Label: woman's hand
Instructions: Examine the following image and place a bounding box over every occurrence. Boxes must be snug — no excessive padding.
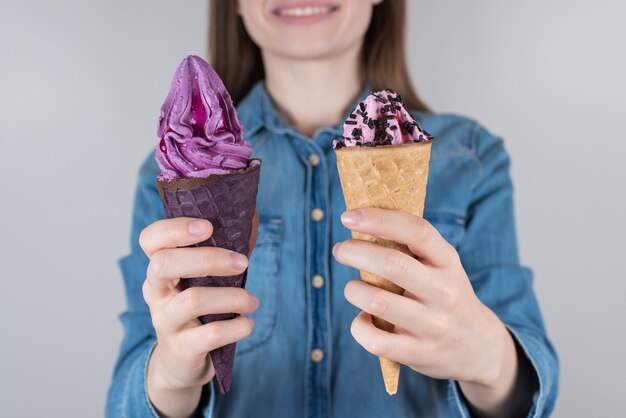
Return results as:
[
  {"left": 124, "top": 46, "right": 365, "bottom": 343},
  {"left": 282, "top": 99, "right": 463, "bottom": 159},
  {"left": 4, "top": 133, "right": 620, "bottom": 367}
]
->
[
  {"left": 333, "top": 208, "right": 532, "bottom": 417},
  {"left": 139, "top": 215, "right": 259, "bottom": 418}
]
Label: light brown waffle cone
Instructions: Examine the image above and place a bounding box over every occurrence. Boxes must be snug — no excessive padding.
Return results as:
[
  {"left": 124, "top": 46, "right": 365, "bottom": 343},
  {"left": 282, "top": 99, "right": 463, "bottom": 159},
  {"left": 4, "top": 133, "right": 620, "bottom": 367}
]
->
[{"left": 335, "top": 141, "right": 432, "bottom": 395}]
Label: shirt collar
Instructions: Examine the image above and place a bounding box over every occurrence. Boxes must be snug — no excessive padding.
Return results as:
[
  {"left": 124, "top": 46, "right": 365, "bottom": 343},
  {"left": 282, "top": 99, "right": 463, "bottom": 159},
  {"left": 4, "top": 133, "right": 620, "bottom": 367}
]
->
[{"left": 238, "top": 80, "right": 371, "bottom": 139}]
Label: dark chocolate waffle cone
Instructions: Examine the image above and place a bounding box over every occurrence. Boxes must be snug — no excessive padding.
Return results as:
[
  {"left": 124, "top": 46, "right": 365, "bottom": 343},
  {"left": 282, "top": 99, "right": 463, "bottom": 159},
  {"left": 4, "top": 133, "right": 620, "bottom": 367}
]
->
[{"left": 156, "top": 160, "right": 261, "bottom": 394}]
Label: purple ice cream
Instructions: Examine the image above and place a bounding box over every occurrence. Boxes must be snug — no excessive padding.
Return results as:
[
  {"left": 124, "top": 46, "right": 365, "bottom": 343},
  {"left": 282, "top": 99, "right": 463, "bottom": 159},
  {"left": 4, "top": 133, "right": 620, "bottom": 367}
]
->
[{"left": 155, "top": 55, "right": 253, "bottom": 179}]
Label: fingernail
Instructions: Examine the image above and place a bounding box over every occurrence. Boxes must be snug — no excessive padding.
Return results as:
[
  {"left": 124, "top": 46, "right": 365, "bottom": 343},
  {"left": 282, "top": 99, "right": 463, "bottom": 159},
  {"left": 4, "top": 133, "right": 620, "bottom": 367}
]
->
[
  {"left": 332, "top": 242, "right": 341, "bottom": 257},
  {"left": 188, "top": 220, "right": 209, "bottom": 235},
  {"left": 341, "top": 210, "right": 361, "bottom": 227},
  {"left": 231, "top": 253, "right": 248, "bottom": 271},
  {"left": 250, "top": 295, "right": 260, "bottom": 309}
]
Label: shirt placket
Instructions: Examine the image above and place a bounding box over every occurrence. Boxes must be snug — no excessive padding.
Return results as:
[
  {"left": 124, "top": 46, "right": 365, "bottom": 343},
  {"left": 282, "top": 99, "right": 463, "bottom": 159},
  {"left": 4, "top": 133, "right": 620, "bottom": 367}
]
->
[{"left": 290, "top": 132, "right": 333, "bottom": 418}]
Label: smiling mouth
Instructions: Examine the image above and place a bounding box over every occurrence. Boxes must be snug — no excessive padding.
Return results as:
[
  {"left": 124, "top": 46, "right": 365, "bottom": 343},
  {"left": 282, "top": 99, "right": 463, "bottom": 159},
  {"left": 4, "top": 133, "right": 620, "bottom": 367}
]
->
[{"left": 273, "top": 4, "right": 339, "bottom": 18}]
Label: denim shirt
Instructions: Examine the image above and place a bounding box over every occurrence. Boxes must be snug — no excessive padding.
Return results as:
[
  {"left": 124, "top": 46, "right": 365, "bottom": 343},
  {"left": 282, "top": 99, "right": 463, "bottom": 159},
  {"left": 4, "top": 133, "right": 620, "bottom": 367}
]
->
[{"left": 106, "top": 82, "right": 558, "bottom": 418}]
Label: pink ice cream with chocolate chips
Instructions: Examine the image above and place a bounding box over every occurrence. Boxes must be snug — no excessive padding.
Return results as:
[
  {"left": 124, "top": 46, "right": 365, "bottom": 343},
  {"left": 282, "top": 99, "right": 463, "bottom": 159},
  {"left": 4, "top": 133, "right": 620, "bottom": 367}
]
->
[{"left": 333, "top": 89, "right": 432, "bottom": 149}]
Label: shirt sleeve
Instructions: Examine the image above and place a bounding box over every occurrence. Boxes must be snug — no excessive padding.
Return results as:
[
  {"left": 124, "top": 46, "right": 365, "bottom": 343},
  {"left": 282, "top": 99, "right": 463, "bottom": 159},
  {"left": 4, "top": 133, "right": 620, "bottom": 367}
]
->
[
  {"left": 446, "top": 124, "right": 559, "bottom": 417},
  {"left": 105, "top": 154, "right": 217, "bottom": 418}
]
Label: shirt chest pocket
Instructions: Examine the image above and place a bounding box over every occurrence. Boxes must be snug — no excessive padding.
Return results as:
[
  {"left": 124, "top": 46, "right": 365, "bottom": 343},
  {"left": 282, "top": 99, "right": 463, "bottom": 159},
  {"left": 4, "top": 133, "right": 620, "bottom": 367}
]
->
[
  {"left": 424, "top": 212, "right": 467, "bottom": 249},
  {"left": 237, "top": 216, "right": 283, "bottom": 356}
]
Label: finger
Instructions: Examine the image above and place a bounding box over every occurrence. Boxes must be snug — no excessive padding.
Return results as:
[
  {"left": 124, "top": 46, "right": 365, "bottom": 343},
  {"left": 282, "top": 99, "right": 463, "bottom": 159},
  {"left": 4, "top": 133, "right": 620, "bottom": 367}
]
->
[
  {"left": 344, "top": 280, "right": 427, "bottom": 335},
  {"left": 179, "top": 316, "right": 254, "bottom": 358},
  {"left": 350, "top": 312, "right": 419, "bottom": 366},
  {"left": 148, "top": 246, "right": 248, "bottom": 282},
  {"left": 139, "top": 217, "right": 213, "bottom": 257},
  {"left": 145, "top": 246, "right": 248, "bottom": 300},
  {"left": 333, "top": 239, "right": 432, "bottom": 298},
  {"left": 161, "top": 287, "right": 260, "bottom": 331},
  {"left": 341, "top": 208, "right": 457, "bottom": 267}
]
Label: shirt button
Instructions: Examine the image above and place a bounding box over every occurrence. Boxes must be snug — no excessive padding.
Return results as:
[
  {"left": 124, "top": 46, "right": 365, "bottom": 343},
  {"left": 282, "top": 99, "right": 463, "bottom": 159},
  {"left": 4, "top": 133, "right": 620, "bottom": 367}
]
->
[
  {"left": 312, "top": 275, "right": 325, "bottom": 289},
  {"left": 309, "top": 154, "right": 320, "bottom": 166},
  {"left": 311, "top": 208, "right": 324, "bottom": 222},
  {"left": 311, "top": 348, "right": 325, "bottom": 363}
]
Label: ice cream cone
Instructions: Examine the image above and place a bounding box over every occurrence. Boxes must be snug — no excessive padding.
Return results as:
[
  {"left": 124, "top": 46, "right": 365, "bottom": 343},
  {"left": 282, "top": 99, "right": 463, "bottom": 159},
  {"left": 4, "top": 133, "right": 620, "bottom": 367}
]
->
[
  {"left": 335, "top": 142, "right": 432, "bottom": 395},
  {"left": 156, "top": 160, "right": 261, "bottom": 394}
]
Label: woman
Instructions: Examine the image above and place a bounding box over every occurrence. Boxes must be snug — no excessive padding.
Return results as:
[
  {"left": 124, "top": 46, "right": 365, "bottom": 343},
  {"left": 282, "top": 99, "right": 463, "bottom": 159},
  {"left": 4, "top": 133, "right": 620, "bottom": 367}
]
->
[{"left": 107, "top": 1, "right": 558, "bottom": 417}]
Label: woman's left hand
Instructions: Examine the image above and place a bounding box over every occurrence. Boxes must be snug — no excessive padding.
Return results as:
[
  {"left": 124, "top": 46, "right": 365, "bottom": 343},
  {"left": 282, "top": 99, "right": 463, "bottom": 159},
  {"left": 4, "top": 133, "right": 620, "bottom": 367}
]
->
[{"left": 333, "top": 208, "right": 513, "bottom": 389}]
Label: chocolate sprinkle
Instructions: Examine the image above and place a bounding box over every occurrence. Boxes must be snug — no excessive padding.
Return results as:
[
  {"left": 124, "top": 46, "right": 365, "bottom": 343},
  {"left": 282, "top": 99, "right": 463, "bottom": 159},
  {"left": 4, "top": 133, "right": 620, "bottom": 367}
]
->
[{"left": 372, "top": 93, "right": 386, "bottom": 103}]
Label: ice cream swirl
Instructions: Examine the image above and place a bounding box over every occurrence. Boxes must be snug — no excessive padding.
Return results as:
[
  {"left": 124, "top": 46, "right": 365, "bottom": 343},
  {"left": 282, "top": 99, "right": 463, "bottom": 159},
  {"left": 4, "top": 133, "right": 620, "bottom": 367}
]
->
[{"left": 156, "top": 55, "right": 253, "bottom": 180}]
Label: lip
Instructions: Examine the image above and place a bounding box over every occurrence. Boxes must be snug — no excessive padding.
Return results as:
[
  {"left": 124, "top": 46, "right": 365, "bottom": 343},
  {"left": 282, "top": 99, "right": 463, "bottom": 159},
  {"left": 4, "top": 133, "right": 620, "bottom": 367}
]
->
[{"left": 271, "top": 2, "right": 340, "bottom": 25}]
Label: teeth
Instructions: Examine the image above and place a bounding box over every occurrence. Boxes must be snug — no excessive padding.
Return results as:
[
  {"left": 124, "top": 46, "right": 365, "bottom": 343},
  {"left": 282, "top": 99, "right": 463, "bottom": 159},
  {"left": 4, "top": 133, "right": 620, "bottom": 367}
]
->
[{"left": 279, "top": 6, "right": 331, "bottom": 17}]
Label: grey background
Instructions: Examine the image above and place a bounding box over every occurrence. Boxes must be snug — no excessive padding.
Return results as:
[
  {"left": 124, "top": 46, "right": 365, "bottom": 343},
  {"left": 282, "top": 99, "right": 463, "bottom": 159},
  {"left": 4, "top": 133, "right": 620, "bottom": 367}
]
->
[{"left": 0, "top": 0, "right": 624, "bottom": 416}]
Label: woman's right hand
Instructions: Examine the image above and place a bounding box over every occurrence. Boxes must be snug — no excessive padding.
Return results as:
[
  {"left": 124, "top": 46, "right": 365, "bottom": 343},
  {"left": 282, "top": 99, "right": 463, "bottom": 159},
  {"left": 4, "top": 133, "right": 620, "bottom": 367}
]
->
[{"left": 139, "top": 216, "right": 259, "bottom": 418}]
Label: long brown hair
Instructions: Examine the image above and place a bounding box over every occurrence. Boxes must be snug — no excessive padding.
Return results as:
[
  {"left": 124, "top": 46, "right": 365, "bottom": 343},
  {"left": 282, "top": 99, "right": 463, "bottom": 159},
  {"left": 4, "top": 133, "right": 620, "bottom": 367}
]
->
[{"left": 209, "top": 0, "right": 429, "bottom": 111}]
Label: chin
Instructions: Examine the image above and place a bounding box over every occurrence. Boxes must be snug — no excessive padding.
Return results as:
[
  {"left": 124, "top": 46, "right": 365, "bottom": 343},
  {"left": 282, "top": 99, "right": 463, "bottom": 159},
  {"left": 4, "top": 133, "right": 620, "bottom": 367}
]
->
[{"left": 269, "top": 34, "right": 343, "bottom": 60}]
